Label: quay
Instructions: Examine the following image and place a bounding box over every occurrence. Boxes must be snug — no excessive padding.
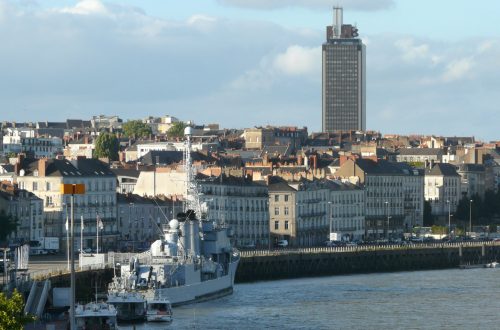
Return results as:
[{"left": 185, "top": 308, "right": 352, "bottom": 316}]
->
[
  {"left": 11, "top": 241, "right": 500, "bottom": 328},
  {"left": 236, "top": 241, "right": 500, "bottom": 282},
  {"left": 21, "top": 242, "right": 500, "bottom": 291}
]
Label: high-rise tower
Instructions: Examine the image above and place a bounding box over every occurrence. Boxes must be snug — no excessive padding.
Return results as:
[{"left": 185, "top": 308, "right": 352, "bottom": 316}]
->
[{"left": 322, "top": 7, "right": 366, "bottom": 133}]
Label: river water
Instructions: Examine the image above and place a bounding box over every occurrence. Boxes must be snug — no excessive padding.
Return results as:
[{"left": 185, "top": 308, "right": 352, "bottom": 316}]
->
[{"left": 120, "top": 268, "right": 500, "bottom": 329}]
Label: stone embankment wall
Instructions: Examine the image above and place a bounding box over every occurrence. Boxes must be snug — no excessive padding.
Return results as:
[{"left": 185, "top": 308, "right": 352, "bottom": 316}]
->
[
  {"left": 44, "top": 243, "right": 500, "bottom": 295},
  {"left": 236, "top": 243, "right": 500, "bottom": 283},
  {"left": 49, "top": 269, "right": 113, "bottom": 302}
]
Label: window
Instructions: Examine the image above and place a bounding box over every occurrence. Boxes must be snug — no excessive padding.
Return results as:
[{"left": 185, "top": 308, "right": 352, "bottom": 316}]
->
[
  {"left": 46, "top": 182, "right": 51, "bottom": 191},
  {"left": 32, "top": 182, "right": 38, "bottom": 191},
  {"left": 285, "top": 221, "right": 289, "bottom": 230},
  {"left": 284, "top": 207, "right": 289, "bottom": 215},
  {"left": 274, "top": 221, "right": 279, "bottom": 230},
  {"left": 284, "top": 195, "right": 289, "bottom": 202},
  {"left": 45, "top": 196, "right": 53, "bottom": 206},
  {"left": 274, "top": 195, "right": 279, "bottom": 202},
  {"left": 274, "top": 207, "right": 279, "bottom": 216}
]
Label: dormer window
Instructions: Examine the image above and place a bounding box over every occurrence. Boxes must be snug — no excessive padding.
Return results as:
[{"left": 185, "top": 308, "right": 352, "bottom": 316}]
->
[{"left": 33, "top": 169, "right": 39, "bottom": 177}]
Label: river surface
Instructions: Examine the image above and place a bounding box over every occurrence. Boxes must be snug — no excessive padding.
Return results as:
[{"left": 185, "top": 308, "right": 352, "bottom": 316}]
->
[{"left": 121, "top": 268, "right": 500, "bottom": 329}]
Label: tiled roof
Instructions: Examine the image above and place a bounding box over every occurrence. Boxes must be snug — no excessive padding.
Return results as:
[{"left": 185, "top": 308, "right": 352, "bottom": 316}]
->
[
  {"left": 425, "top": 163, "right": 460, "bottom": 176},
  {"left": 139, "top": 150, "right": 217, "bottom": 166},
  {"left": 111, "top": 168, "right": 140, "bottom": 178},
  {"left": 397, "top": 148, "right": 443, "bottom": 156},
  {"left": 21, "top": 158, "right": 114, "bottom": 177}
]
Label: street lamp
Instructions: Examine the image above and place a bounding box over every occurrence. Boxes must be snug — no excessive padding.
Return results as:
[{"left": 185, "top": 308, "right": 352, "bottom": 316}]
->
[
  {"left": 129, "top": 202, "right": 134, "bottom": 251},
  {"left": 327, "top": 201, "right": 333, "bottom": 241},
  {"left": 469, "top": 199, "right": 473, "bottom": 240},
  {"left": 385, "top": 201, "right": 390, "bottom": 240},
  {"left": 447, "top": 200, "right": 451, "bottom": 238}
]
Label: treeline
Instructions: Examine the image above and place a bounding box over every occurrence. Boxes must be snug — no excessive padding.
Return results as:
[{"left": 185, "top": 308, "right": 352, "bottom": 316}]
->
[{"left": 454, "top": 189, "right": 500, "bottom": 225}]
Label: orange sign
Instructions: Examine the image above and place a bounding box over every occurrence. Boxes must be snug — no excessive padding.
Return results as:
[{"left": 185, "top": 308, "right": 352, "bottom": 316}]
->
[{"left": 60, "top": 184, "right": 86, "bottom": 195}]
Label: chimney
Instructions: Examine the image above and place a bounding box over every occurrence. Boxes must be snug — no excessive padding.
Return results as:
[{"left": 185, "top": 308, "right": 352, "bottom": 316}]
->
[
  {"left": 38, "top": 158, "right": 47, "bottom": 177},
  {"left": 311, "top": 155, "right": 317, "bottom": 170},
  {"left": 17, "top": 153, "right": 25, "bottom": 165}
]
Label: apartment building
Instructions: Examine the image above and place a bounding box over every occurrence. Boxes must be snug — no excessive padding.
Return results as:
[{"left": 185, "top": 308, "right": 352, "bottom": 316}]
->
[
  {"left": 335, "top": 159, "right": 424, "bottom": 239},
  {"left": 424, "top": 162, "right": 462, "bottom": 216},
  {"left": 198, "top": 174, "right": 269, "bottom": 249},
  {"left": 14, "top": 156, "right": 118, "bottom": 251},
  {"left": 0, "top": 182, "right": 43, "bottom": 243},
  {"left": 269, "top": 178, "right": 365, "bottom": 246}
]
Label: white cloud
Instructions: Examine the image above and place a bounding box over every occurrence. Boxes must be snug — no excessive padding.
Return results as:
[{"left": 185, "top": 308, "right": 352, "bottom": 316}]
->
[
  {"left": 60, "top": 0, "right": 108, "bottom": 15},
  {"left": 216, "top": 0, "right": 395, "bottom": 11},
  {"left": 441, "top": 57, "right": 475, "bottom": 82},
  {"left": 186, "top": 14, "right": 217, "bottom": 33},
  {"left": 187, "top": 14, "right": 217, "bottom": 25},
  {"left": 395, "top": 38, "right": 430, "bottom": 62},
  {"left": 229, "top": 45, "right": 320, "bottom": 92},
  {"left": 477, "top": 40, "right": 495, "bottom": 54},
  {"left": 273, "top": 45, "right": 320, "bottom": 76},
  {"left": 0, "top": 1, "right": 499, "bottom": 140}
]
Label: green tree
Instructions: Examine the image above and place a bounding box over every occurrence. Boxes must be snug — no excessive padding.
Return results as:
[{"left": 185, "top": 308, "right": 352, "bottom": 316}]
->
[
  {"left": 431, "top": 225, "right": 447, "bottom": 237},
  {"left": 423, "top": 200, "right": 434, "bottom": 226},
  {"left": 94, "top": 132, "right": 119, "bottom": 161},
  {"left": 122, "top": 120, "right": 152, "bottom": 139},
  {"left": 0, "top": 289, "right": 35, "bottom": 329},
  {"left": 455, "top": 195, "right": 470, "bottom": 221},
  {"left": 482, "top": 190, "right": 496, "bottom": 218},
  {"left": 0, "top": 211, "right": 17, "bottom": 242},
  {"left": 167, "top": 122, "right": 187, "bottom": 139}
]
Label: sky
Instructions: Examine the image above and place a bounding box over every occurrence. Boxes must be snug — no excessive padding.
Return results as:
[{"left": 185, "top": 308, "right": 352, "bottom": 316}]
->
[{"left": 1, "top": 0, "right": 499, "bottom": 141}]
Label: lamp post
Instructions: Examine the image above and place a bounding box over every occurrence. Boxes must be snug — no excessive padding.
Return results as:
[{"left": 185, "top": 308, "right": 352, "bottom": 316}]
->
[
  {"left": 385, "top": 201, "right": 390, "bottom": 240},
  {"left": 64, "top": 203, "right": 69, "bottom": 271},
  {"left": 447, "top": 200, "right": 451, "bottom": 238},
  {"left": 469, "top": 199, "right": 473, "bottom": 240},
  {"left": 328, "top": 201, "right": 333, "bottom": 241},
  {"left": 60, "top": 184, "right": 85, "bottom": 330},
  {"left": 129, "top": 202, "right": 134, "bottom": 250}
]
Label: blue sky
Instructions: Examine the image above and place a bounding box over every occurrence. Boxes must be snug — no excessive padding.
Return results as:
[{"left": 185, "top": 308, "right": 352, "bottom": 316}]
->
[{"left": 1, "top": 0, "right": 499, "bottom": 140}]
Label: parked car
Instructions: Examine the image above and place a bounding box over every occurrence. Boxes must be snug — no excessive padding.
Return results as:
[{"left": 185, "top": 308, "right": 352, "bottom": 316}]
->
[
  {"left": 326, "top": 241, "right": 344, "bottom": 247},
  {"left": 276, "top": 240, "right": 288, "bottom": 248}
]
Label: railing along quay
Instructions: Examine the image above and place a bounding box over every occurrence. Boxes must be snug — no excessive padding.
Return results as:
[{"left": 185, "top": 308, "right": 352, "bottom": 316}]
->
[{"left": 239, "top": 241, "right": 500, "bottom": 257}]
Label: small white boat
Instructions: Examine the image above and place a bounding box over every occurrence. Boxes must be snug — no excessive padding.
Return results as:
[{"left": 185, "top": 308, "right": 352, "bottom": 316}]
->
[
  {"left": 146, "top": 296, "right": 173, "bottom": 322},
  {"left": 75, "top": 302, "right": 118, "bottom": 330},
  {"left": 485, "top": 261, "right": 499, "bottom": 268},
  {"left": 107, "top": 291, "right": 146, "bottom": 322}
]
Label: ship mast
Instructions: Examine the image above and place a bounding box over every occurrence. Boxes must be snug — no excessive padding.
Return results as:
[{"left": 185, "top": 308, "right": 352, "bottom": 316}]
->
[{"left": 183, "top": 126, "right": 197, "bottom": 213}]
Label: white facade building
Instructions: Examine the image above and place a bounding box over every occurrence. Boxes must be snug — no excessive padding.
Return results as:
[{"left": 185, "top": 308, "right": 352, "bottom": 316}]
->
[
  {"left": 328, "top": 180, "right": 365, "bottom": 241},
  {"left": 424, "top": 163, "right": 462, "bottom": 216},
  {"left": 2, "top": 127, "right": 35, "bottom": 154},
  {"left": 116, "top": 194, "right": 182, "bottom": 251},
  {"left": 198, "top": 174, "right": 269, "bottom": 249},
  {"left": 269, "top": 178, "right": 365, "bottom": 247},
  {"left": 335, "top": 159, "right": 424, "bottom": 239},
  {"left": 136, "top": 141, "right": 219, "bottom": 159},
  {"left": 14, "top": 157, "right": 118, "bottom": 251},
  {"left": 0, "top": 186, "right": 44, "bottom": 243}
]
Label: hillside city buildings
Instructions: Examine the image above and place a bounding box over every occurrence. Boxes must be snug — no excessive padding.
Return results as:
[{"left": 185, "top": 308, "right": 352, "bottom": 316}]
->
[
  {"left": 1, "top": 114, "right": 499, "bottom": 252},
  {"left": 1, "top": 10, "right": 499, "bottom": 252}
]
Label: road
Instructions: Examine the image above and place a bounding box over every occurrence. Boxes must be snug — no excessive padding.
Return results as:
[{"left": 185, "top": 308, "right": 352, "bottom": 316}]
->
[{"left": 27, "top": 254, "right": 80, "bottom": 277}]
